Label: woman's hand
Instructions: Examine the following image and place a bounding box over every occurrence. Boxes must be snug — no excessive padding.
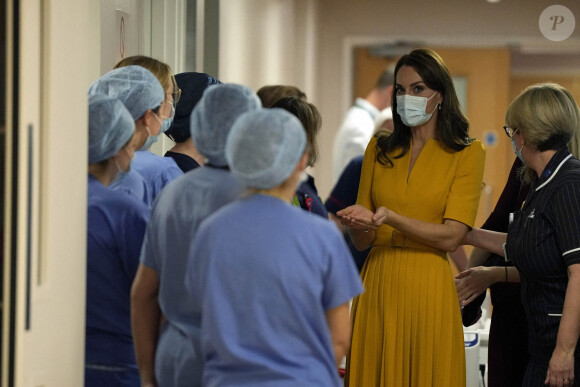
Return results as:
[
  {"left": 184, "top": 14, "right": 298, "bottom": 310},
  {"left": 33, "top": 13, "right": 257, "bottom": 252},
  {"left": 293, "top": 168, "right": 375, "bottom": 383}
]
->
[
  {"left": 455, "top": 267, "right": 496, "bottom": 307},
  {"left": 337, "top": 204, "right": 377, "bottom": 231},
  {"left": 545, "top": 348, "right": 574, "bottom": 386},
  {"left": 372, "top": 206, "right": 392, "bottom": 228}
]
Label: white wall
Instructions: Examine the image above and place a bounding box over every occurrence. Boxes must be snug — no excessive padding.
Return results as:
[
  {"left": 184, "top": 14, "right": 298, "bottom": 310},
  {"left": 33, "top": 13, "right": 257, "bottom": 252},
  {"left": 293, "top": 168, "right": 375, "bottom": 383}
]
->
[
  {"left": 100, "top": 0, "right": 144, "bottom": 74},
  {"left": 219, "top": 0, "right": 317, "bottom": 98},
  {"left": 99, "top": 0, "right": 189, "bottom": 155}
]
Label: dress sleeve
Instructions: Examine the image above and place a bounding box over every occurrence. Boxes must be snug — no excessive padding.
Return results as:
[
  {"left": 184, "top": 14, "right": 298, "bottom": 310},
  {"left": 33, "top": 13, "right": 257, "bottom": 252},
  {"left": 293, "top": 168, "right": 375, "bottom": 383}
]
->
[
  {"left": 552, "top": 181, "right": 580, "bottom": 266},
  {"left": 443, "top": 140, "right": 486, "bottom": 228},
  {"left": 355, "top": 136, "right": 378, "bottom": 212}
]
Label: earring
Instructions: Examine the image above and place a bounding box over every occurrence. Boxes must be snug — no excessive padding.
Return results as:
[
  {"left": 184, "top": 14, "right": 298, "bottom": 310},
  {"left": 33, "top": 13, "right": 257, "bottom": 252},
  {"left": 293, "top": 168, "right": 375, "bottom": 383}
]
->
[{"left": 438, "top": 103, "right": 441, "bottom": 110}]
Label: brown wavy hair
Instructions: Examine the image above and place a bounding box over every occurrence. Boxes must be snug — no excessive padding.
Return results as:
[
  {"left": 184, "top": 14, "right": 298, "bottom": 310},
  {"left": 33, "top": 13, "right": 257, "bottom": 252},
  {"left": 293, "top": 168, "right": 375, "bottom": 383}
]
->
[{"left": 376, "top": 48, "right": 473, "bottom": 166}]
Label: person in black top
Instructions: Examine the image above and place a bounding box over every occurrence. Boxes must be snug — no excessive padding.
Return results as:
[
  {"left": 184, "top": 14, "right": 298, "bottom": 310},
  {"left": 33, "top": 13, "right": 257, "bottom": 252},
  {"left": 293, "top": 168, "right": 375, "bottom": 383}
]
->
[
  {"left": 463, "top": 83, "right": 580, "bottom": 387},
  {"left": 325, "top": 156, "right": 370, "bottom": 272},
  {"left": 456, "top": 157, "right": 530, "bottom": 386},
  {"left": 164, "top": 72, "right": 221, "bottom": 172}
]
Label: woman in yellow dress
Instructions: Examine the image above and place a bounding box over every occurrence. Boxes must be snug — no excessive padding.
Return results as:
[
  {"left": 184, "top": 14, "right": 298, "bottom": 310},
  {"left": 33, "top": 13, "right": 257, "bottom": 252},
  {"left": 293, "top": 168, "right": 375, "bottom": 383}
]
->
[{"left": 338, "top": 48, "right": 486, "bottom": 386}]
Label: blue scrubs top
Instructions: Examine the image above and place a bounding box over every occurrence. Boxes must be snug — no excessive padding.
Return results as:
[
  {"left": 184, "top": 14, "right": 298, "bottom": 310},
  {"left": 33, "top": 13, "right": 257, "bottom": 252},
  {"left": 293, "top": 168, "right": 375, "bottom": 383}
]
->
[
  {"left": 109, "top": 169, "right": 149, "bottom": 205},
  {"left": 140, "top": 166, "right": 244, "bottom": 387},
  {"left": 86, "top": 174, "right": 149, "bottom": 370},
  {"left": 187, "top": 194, "right": 364, "bottom": 387},
  {"left": 111, "top": 150, "right": 183, "bottom": 206}
]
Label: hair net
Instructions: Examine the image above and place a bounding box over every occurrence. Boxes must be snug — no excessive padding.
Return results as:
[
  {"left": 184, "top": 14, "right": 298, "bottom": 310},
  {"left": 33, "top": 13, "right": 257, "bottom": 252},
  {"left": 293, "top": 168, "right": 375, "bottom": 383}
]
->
[
  {"left": 88, "top": 65, "right": 164, "bottom": 121},
  {"left": 165, "top": 72, "right": 221, "bottom": 143},
  {"left": 226, "top": 108, "right": 306, "bottom": 189},
  {"left": 191, "top": 83, "right": 262, "bottom": 166},
  {"left": 88, "top": 94, "right": 135, "bottom": 164}
]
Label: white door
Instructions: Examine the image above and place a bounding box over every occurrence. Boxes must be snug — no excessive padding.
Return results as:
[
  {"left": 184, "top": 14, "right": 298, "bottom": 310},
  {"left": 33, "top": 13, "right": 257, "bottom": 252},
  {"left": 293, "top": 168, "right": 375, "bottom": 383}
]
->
[{"left": 2, "top": 0, "right": 94, "bottom": 385}]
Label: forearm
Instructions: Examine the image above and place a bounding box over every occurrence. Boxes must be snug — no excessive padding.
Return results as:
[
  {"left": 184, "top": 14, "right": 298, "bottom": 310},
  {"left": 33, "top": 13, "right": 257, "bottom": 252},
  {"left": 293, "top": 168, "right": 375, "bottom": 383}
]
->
[
  {"left": 555, "top": 270, "right": 580, "bottom": 355},
  {"left": 467, "top": 247, "right": 491, "bottom": 269},
  {"left": 131, "top": 296, "right": 161, "bottom": 385},
  {"left": 465, "top": 228, "right": 507, "bottom": 257},
  {"left": 506, "top": 266, "right": 520, "bottom": 282},
  {"left": 488, "top": 266, "right": 520, "bottom": 284},
  {"left": 325, "top": 303, "right": 351, "bottom": 367},
  {"left": 449, "top": 246, "right": 468, "bottom": 272},
  {"left": 348, "top": 227, "right": 375, "bottom": 251},
  {"left": 386, "top": 211, "right": 465, "bottom": 252}
]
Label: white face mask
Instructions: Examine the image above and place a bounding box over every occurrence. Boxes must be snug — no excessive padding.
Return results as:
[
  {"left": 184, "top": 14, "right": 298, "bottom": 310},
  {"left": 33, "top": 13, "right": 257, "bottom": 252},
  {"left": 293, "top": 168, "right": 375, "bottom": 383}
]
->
[{"left": 396, "top": 91, "right": 438, "bottom": 127}]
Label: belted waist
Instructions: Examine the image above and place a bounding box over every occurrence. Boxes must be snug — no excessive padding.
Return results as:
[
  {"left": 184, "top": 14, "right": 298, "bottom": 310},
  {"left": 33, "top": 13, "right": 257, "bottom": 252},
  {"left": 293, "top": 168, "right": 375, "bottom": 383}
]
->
[{"left": 374, "top": 229, "right": 441, "bottom": 252}]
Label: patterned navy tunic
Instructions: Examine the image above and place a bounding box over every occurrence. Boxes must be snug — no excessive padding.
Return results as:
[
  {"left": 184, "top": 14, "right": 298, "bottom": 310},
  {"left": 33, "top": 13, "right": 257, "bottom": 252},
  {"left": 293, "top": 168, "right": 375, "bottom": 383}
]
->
[{"left": 506, "top": 148, "right": 580, "bottom": 384}]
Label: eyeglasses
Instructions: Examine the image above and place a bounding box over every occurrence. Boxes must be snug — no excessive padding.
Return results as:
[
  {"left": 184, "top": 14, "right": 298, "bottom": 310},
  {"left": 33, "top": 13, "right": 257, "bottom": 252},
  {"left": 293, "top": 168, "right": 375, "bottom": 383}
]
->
[
  {"left": 503, "top": 126, "right": 518, "bottom": 138},
  {"left": 170, "top": 76, "right": 181, "bottom": 107},
  {"left": 171, "top": 89, "right": 182, "bottom": 107}
]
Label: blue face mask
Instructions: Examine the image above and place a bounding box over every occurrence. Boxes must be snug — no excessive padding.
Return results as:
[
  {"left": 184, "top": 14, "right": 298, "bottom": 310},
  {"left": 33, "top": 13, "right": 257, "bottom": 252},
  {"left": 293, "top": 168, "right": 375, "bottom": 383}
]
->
[
  {"left": 112, "top": 149, "right": 135, "bottom": 183},
  {"left": 139, "top": 111, "right": 164, "bottom": 151},
  {"left": 139, "top": 133, "right": 158, "bottom": 151},
  {"left": 160, "top": 105, "right": 175, "bottom": 134},
  {"left": 511, "top": 137, "right": 525, "bottom": 164}
]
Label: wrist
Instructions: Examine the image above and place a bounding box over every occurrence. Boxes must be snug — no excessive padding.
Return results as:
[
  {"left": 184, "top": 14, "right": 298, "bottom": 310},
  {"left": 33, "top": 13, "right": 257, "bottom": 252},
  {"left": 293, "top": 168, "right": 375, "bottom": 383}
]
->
[
  {"left": 462, "top": 230, "right": 474, "bottom": 247},
  {"left": 383, "top": 208, "right": 394, "bottom": 226},
  {"left": 555, "top": 334, "right": 578, "bottom": 355},
  {"left": 488, "top": 266, "right": 503, "bottom": 285},
  {"left": 554, "top": 343, "right": 576, "bottom": 357}
]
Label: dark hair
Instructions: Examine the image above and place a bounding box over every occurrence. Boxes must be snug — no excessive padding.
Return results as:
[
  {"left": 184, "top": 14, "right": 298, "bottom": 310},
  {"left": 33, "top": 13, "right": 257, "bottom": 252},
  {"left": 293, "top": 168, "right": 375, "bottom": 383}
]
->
[
  {"left": 377, "top": 48, "right": 473, "bottom": 166},
  {"left": 272, "top": 96, "right": 321, "bottom": 167},
  {"left": 257, "top": 85, "right": 307, "bottom": 108}
]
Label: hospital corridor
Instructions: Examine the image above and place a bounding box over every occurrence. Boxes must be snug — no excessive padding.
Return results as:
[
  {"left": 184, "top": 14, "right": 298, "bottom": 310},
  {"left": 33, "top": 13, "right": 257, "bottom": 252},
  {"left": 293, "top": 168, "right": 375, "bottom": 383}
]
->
[{"left": 1, "top": 0, "right": 580, "bottom": 386}]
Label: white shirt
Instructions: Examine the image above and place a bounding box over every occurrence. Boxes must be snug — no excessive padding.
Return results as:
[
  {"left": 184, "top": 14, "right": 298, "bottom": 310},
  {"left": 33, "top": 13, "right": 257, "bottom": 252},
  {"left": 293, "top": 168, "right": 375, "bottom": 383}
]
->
[{"left": 332, "top": 98, "right": 379, "bottom": 183}]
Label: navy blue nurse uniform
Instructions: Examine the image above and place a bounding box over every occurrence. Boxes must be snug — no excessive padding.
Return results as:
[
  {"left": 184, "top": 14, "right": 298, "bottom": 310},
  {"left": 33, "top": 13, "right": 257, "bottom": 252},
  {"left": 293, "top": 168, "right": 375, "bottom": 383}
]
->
[{"left": 506, "top": 148, "right": 580, "bottom": 385}]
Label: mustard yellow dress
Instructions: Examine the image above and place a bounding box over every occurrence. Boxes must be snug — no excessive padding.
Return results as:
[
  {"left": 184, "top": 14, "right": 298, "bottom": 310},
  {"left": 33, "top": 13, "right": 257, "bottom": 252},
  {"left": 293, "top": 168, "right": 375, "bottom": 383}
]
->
[{"left": 345, "top": 137, "right": 485, "bottom": 387}]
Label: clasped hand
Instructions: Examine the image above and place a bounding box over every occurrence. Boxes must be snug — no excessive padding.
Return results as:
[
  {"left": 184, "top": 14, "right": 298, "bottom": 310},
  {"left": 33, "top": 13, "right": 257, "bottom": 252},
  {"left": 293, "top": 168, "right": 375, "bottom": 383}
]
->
[
  {"left": 455, "top": 267, "right": 494, "bottom": 307},
  {"left": 336, "top": 204, "right": 390, "bottom": 231}
]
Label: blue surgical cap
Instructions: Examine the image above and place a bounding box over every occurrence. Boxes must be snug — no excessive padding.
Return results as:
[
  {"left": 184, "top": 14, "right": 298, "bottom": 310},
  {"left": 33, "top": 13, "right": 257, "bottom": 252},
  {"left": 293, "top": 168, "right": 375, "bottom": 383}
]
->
[
  {"left": 190, "top": 83, "right": 262, "bottom": 166},
  {"left": 226, "top": 108, "right": 306, "bottom": 189},
  {"left": 88, "top": 65, "right": 164, "bottom": 121},
  {"left": 165, "top": 72, "right": 221, "bottom": 143},
  {"left": 88, "top": 95, "right": 135, "bottom": 164}
]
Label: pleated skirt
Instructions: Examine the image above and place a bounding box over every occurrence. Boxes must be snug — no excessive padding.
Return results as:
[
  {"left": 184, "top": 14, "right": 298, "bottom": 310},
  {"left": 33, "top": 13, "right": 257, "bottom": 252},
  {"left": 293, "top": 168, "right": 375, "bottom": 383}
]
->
[{"left": 345, "top": 246, "right": 466, "bottom": 387}]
